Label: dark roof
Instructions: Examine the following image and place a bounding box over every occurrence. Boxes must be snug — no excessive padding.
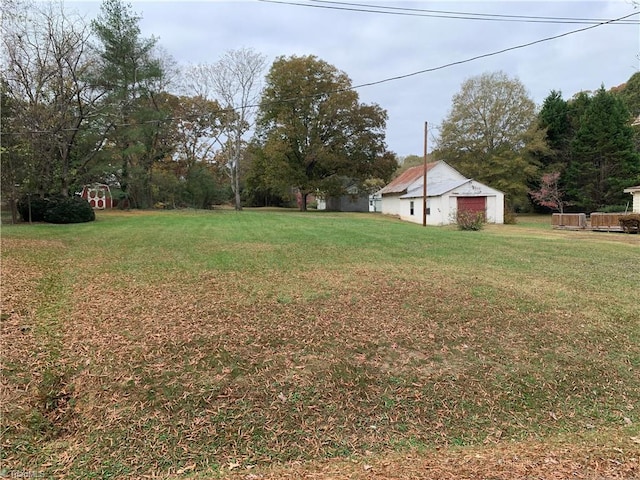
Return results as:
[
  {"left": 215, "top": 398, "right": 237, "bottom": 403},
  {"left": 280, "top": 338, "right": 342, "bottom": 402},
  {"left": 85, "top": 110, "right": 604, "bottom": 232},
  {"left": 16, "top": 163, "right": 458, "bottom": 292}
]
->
[{"left": 378, "top": 162, "right": 438, "bottom": 195}]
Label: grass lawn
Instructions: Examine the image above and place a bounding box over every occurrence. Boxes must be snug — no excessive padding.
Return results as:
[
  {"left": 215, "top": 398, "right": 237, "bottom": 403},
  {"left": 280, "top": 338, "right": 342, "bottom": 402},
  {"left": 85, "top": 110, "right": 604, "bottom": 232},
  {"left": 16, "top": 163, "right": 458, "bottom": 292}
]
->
[{"left": 1, "top": 209, "right": 639, "bottom": 479}]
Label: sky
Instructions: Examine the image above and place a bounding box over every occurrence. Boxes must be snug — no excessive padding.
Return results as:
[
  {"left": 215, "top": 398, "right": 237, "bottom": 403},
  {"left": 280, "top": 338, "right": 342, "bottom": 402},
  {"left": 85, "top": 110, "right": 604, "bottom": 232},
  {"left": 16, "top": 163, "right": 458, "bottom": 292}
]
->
[{"left": 66, "top": 0, "right": 640, "bottom": 158}]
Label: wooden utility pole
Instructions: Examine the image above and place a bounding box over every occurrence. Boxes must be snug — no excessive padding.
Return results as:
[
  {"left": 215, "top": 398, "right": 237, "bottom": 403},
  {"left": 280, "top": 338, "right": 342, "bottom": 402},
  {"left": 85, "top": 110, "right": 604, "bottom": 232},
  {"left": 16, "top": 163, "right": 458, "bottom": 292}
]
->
[{"left": 422, "top": 121, "right": 428, "bottom": 227}]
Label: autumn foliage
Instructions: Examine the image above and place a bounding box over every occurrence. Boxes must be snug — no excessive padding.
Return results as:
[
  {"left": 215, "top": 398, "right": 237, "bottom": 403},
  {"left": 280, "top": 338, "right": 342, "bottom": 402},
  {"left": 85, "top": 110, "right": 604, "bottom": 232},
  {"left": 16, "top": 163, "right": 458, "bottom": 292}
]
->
[{"left": 529, "top": 172, "right": 570, "bottom": 213}]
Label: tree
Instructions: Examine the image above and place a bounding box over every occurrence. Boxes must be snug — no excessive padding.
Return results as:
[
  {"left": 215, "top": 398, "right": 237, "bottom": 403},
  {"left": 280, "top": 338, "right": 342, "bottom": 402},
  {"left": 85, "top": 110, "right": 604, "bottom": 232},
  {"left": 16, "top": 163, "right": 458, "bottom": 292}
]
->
[
  {"left": 1, "top": 0, "right": 104, "bottom": 201},
  {"left": 150, "top": 92, "right": 227, "bottom": 173},
  {"left": 148, "top": 92, "right": 232, "bottom": 209},
  {"left": 243, "top": 141, "right": 291, "bottom": 207},
  {"left": 90, "top": 0, "right": 166, "bottom": 208},
  {"left": 182, "top": 48, "right": 267, "bottom": 211},
  {"left": 615, "top": 72, "right": 640, "bottom": 152},
  {"left": 529, "top": 172, "right": 570, "bottom": 213},
  {"left": 395, "top": 154, "right": 434, "bottom": 176},
  {"left": 566, "top": 86, "right": 640, "bottom": 210},
  {"left": 255, "top": 55, "right": 397, "bottom": 211},
  {"left": 0, "top": 80, "right": 29, "bottom": 223},
  {"left": 615, "top": 71, "right": 640, "bottom": 119},
  {"left": 435, "top": 71, "right": 542, "bottom": 210},
  {"left": 537, "top": 90, "right": 572, "bottom": 172}
]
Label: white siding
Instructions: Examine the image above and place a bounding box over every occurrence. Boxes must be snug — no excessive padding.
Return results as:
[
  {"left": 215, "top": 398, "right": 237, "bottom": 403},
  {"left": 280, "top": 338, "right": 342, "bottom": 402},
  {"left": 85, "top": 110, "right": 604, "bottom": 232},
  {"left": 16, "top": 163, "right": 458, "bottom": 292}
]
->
[
  {"left": 451, "top": 180, "right": 504, "bottom": 224},
  {"left": 381, "top": 195, "right": 403, "bottom": 216},
  {"left": 380, "top": 161, "right": 505, "bottom": 226},
  {"left": 396, "top": 198, "right": 448, "bottom": 225}
]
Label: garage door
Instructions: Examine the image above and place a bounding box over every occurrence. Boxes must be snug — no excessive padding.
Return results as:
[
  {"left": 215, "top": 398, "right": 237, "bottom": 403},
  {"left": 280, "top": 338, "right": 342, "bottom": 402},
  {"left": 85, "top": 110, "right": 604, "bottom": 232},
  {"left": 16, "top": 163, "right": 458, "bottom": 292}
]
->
[{"left": 457, "top": 197, "right": 486, "bottom": 217}]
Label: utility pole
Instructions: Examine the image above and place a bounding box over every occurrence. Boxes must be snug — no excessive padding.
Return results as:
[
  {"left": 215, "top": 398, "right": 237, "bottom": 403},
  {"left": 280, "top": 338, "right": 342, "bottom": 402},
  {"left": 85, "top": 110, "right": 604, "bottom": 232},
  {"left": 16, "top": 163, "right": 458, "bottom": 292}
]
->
[{"left": 422, "top": 121, "right": 428, "bottom": 227}]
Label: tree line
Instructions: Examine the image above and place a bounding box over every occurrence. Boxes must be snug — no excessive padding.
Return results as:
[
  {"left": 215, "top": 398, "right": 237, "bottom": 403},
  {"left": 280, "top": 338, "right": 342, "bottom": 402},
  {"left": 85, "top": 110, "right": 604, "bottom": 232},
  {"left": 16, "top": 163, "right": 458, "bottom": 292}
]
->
[
  {"left": 0, "top": 0, "right": 397, "bottom": 221},
  {"left": 433, "top": 71, "right": 640, "bottom": 214},
  {"left": 2, "top": 0, "right": 639, "bottom": 222}
]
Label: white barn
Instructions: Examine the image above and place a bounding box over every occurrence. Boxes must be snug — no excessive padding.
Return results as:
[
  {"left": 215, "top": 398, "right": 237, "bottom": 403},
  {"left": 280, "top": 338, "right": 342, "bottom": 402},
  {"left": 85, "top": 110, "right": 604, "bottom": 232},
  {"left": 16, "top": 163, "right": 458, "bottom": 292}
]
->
[
  {"left": 379, "top": 161, "right": 504, "bottom": 225},
  {"left": 623, "top": 185, "right": 640, "bottom": 213}
]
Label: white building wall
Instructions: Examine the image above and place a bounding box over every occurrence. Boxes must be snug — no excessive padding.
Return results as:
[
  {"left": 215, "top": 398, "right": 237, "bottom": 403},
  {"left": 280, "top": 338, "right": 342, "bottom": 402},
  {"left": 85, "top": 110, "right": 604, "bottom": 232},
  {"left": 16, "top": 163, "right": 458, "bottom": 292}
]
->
[
  {"left": 397, "top": 192, "right": 504, "bottom": 226},
  {"left": 380, "top": 162, "right": 505, "bottom": 225},
  {"left": 397, "top": 198, "right": 447, "bottom": 225},
  {"left": 447, "top": 180, "right": 504, "bottom": 224},
  {"left": 428, "top": 163, "right": 467, "bottom": 183},
  {"left": 398, "top": 198, "right": 419, "bottom": 223},
  {"left": 381, "top": 195, "right": 403, "bottom": 216},
  {"left": 485, "top": 194, "right": 505, "bottom": 223},
  {"left": 633, "top": 192, "right": 640, "bottom": 213}
]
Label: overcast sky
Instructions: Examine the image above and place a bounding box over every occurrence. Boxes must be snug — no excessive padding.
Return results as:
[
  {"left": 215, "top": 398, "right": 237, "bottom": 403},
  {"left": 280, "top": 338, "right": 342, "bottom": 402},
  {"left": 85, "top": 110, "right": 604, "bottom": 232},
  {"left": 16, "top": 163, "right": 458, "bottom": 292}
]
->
[{"left": 67, "top": 0, "right": 639, "bottom": 157}]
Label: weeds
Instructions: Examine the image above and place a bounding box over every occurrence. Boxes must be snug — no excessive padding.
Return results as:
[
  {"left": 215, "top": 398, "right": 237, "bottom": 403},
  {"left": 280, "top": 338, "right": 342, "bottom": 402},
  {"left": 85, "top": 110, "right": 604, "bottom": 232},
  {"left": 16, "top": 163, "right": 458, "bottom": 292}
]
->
[{"left": 454, "top": 209, "right": 486, "bottom": 230}]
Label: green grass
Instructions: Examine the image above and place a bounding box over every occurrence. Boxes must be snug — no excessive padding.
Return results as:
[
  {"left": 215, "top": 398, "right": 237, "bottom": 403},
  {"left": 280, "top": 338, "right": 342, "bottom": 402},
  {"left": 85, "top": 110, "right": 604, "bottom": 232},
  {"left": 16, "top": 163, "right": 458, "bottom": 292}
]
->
[{"left": 1, "top": 209, "right": 639, "bottom": 478}]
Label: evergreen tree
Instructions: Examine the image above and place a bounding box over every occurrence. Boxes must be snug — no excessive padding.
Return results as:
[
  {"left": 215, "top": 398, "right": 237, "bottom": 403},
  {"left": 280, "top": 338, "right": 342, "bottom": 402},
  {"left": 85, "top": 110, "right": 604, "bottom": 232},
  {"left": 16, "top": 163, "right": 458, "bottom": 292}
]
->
[
  {"left": 91, "top": 0, "right": 165, "bottom": 208},
  {"left": 537, "top": 90, "right": 572, "bottom": 172},
  {"left": 566, "top": 87, "right": 640, "bottom": 210}
]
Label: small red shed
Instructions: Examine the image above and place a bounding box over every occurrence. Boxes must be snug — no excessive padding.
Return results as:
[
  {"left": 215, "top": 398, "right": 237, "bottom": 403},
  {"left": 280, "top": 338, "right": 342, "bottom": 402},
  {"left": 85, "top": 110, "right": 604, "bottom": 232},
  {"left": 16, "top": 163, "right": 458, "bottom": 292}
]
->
[{"left": 81, "top": 184, "right": 113, "bottom": 209}]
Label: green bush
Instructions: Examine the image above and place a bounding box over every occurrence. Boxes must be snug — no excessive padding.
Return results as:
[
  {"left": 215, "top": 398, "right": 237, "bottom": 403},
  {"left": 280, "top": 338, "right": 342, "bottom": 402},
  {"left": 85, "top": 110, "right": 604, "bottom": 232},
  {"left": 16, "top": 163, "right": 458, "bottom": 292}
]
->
[
  {"left": 17, "top": 195, "right": 59, "bottom": 222},
  {"left": 43, "top": 196, "right": 95, "bottom": 224},
  {"left": 594, "top": 205, "right": 628, "bottom": 213},
  {"left": 455, "top": 210, "right": 485, "bottom": 231}
]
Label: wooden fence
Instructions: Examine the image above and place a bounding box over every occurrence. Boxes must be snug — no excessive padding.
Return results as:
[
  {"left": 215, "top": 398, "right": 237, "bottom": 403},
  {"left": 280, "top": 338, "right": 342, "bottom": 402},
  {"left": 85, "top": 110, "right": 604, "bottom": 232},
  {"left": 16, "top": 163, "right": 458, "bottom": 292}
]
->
[
  {"left": 589, "top": 213, "right": 624, "bottom": 232},
  {"left": 552, "top": 212, "right": 639, "bottom": 233},
  {"left": 551, "top": 213, "right": 587, "bottom": 229}
]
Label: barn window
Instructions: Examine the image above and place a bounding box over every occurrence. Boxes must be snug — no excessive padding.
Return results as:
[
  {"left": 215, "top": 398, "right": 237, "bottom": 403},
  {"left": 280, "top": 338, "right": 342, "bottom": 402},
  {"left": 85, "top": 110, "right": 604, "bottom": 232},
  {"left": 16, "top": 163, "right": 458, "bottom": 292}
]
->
[{"left": 410, "top": 201, "right": 414, "bottom": 215}]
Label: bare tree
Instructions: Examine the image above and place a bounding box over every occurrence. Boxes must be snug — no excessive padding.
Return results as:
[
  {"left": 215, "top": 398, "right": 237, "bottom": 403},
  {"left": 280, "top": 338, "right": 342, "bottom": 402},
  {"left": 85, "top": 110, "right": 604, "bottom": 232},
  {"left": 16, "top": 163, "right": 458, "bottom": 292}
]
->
[
  {"left": 2, "top": 2, "right": 105, "bottom": 195},
  {"left": 1, "top": 0, "right": 105, "bottom": 199},
  {"left": 183, "top": 48, "right": 266, "bottom": 210}
]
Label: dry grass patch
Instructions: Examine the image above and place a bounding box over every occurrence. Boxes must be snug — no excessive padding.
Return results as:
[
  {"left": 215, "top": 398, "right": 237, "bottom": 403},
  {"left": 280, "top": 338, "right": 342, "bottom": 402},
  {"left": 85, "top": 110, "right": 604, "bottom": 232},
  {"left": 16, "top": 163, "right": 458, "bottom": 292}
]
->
[
  {"left": 1, "top": 212, "right": 638, "bottom": 478},
  {"left": 218, "top": 434, "right": 640, "bottom": 479}
]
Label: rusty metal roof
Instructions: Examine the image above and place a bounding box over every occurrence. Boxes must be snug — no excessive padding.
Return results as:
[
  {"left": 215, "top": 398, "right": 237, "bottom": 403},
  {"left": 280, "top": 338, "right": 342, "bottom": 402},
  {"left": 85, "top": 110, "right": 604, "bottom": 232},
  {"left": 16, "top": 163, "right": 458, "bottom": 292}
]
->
[
  {"left": 400, "top": 179, "right": 470, "bottom": 199},
  {"left": 378, "top": 162, "right": 438, "bottom": 195}
]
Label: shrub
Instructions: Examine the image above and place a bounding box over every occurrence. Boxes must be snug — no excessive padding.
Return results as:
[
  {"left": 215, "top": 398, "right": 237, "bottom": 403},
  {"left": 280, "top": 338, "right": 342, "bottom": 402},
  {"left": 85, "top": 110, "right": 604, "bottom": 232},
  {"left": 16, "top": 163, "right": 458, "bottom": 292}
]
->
[
  {"left": 17, "top": 195, "right": 60, "bottom": 222},
  {"left": 619, "top": 213, "right": 640, "bottom": 234},
  {"left": 595, "top": 205, "right": 628, "bottom": 213},
  {"left": 455, "top": 210, "right": 485, "bottom": 231},
  {"left": 503, "top": 210, "right": 518, "bottom": 225},
  {"left": 43, "top": 196, "right": 95, "bottom": 224}
]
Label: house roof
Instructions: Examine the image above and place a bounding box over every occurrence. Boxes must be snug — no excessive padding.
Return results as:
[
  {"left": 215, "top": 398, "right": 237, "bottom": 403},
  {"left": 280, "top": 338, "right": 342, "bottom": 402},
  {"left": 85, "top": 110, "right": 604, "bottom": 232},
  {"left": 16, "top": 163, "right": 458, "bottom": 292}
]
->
[
  {"left": 401, "top": 179, "right": 470, "bottom": 199},
  {"left": 624, "top": 185, "right": 640, "bottom": 193},
  {"left": 378, "top": 162, "right": 438, "bottom": 195}
]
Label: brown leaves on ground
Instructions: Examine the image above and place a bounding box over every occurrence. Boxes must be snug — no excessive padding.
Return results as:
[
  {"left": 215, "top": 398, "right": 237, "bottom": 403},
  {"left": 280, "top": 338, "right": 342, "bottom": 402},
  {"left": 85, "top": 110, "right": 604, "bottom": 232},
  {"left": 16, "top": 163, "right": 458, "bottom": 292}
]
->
[
  {"left": 221, "top": 439, "right": 640, "bottom": 480},
  {"left": 2, "top": 234, "right": 639, "bottom": 479}
]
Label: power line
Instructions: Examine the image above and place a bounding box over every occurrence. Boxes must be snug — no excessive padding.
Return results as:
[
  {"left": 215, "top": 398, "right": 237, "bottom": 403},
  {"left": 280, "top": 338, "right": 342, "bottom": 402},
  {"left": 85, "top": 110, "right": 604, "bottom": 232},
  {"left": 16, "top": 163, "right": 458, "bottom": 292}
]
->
[
  {"left": 350, "top": 11, "right": 640, "bottom": 90},
  {"left": 260, "top": 0, "right": 640, "bottom": 24},
  {"left": 3, "top": 11, "right": 637, "bottom": 136}
]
